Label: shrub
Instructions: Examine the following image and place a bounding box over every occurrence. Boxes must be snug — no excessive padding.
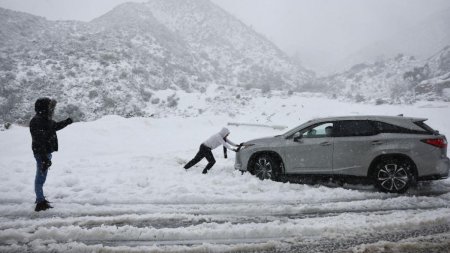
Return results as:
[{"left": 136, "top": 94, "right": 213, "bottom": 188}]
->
[
  {"left": 167, "top": 94, "right": 179, "bottom": 108},
  {"left": 375, "top": 98, "right": 387, "bottom": 105},
  {"left": 141, "top": 90, "right": 153, "bottom": 102},
  {"left": 88, "top": 90, "right": 98, "bottom": 99},
  {"left": 355, "top": 94, "right": 365, "bottom": 103},
  {"left": 151, "top": 98, "right": 160, "bottom": 104},
  {"left": 103, "top": 97, "right": 116, "bottom": 108},
  {"left": 261, "top": 83, "right": 271, "bottom": 93},
  {"left": 58, "top": 104, "right": 85, "bottom": 121}
]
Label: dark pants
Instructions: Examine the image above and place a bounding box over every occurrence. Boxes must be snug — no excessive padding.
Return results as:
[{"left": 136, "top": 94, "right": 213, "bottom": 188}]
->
[
  {"left": 34, "top": 153, "right": 52, "bottom": 203},
  {"left": 184, "top": 144, "right": 216, "bottom": 172}
]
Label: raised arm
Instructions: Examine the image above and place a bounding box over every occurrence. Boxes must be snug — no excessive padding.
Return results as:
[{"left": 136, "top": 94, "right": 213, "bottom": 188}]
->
[{"left": 54, "top": 118, "right": 73, "bottom": 131}]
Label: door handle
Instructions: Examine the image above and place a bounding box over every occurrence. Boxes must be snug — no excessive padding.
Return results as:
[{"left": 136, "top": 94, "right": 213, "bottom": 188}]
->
[
  {"left": 371, "top": 140, "right": 383, "bottom": 145},
  {"left": 320, "top": 141, "right": 331, "bottom": 146}
]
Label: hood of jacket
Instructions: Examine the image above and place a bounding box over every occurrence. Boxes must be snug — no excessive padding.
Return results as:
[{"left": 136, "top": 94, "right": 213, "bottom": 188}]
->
[
  {"left": 219, "top": 127, "right": 230, "bottom": 138},
  {"left": 35, "top": 97, "right": 56, "bottom": 118}
]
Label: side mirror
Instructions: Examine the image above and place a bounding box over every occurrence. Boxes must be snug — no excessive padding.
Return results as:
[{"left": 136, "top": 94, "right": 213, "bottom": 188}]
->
[{"left": 293, "top": 132, "right": 303, "bottom": 142}]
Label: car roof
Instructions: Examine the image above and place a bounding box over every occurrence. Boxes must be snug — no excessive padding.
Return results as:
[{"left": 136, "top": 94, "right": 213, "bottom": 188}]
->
[
  {"left": 308, "top": 115, "right": 427, "bottom": 123},
  {"left": 282, "top": 115, "right": 429, "bottom": 137}
]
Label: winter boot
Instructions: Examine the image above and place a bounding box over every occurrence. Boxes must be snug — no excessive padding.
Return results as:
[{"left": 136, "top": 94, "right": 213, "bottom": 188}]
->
[
  {"left": 35, "top": 201, "right": 50, "bottom": 212},
  {"left": 43, "top": 199, "right": 53, "bottom": 208},
  {"left": 202, "top": 168, "right": 208, "bottom": 174}
]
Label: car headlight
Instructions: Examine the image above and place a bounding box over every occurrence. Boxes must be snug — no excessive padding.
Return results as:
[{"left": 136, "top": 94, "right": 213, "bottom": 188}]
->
[{"left": 239, "top": 144, "right": 255, "bottom": 151}]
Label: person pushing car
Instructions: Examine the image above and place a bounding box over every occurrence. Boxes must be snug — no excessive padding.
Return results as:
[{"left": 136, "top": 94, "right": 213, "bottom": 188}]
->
[{"left": 184, "top": 127, "right": 240, "bottom": 174}]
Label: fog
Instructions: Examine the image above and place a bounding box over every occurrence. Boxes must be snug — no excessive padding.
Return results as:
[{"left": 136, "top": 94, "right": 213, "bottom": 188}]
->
[
  {"left": 213, "top": 0, "right": 450, "bottom": 73},
  {"left": 1, "top": 0, "right": 449, "bottom": 73}
]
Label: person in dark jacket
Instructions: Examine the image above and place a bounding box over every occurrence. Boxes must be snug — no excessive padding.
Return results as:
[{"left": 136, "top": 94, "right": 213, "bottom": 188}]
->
[{"left": 30, "top": 98, "right": 73, "bottom": 212}]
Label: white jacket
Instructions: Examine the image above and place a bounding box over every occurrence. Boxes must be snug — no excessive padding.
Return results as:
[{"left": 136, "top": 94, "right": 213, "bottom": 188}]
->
[{"left": 203, "top": 128, "right": 237, "bottom": 150}]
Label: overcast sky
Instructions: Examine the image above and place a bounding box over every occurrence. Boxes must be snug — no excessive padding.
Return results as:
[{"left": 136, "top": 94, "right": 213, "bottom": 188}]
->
[{"left": 1, "top": 0, "right": 449, "bottom": 73}]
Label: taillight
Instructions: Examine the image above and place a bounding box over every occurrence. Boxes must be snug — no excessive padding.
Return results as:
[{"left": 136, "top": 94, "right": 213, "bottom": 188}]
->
[{"left": 421, "top": 138, "right": 447, "bottom": 148}]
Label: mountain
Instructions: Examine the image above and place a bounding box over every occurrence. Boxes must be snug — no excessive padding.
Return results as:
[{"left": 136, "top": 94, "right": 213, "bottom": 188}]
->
[
  {"left": 0, "top": 0, "right": 313, "bottom": 124},
  {"left": 323, "top": 46, "right": 450, "bottom": 103},
  {"left": 413, "top": 46, "right": 450, "bottom": 100},
  {"left": 336, "top": 7, "right": 450, "bottom": 73}
]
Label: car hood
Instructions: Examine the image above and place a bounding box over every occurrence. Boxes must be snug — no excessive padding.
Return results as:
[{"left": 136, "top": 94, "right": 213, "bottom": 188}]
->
[{"left": 245, "top": 136, "right": 284, "bottom": 146}]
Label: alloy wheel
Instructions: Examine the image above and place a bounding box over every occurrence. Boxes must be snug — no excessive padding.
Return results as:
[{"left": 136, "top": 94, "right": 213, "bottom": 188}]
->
[
  {"left": 377, "top": 163, "right": 409, "bottom": 192},
  {"left": 254, "top": 157, "right": 273, "bottom": 180}
]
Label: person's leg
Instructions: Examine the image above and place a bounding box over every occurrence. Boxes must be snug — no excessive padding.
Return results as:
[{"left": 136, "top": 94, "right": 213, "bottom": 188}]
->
[
  {"left": 202, "top": 149, "right": 216, "bottom": 174},
  {"left": 34, "top": 155, "right": 48, "bottom": 203},
  {"left": 184, "top": 145, "right": 206, "bottom": 169},
  {"left": 43, "top": 154, "right": 52, "bottom": 203}
]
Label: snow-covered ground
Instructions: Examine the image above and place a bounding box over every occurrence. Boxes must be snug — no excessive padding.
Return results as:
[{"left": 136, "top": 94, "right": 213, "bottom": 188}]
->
[{"left": 0, "top": 93, "right": 450, "bottom": 252}]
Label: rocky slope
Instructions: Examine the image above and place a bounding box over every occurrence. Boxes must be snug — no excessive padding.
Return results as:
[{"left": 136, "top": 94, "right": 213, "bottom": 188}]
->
[
  {"left": 322, "top": 46, "right": 450, "bottom": 103},
  {"left": 0, "top": 0, "right": 313, "bottom": 124}
]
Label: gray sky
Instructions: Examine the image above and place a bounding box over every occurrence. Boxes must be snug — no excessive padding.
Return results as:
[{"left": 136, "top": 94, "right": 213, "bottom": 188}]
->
[{"left": 1, "top": 0, "right": 449, "bottom": 73}]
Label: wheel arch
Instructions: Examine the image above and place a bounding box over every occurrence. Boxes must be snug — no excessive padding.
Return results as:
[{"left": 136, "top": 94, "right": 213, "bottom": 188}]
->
[
  {"left": 367, "top": 153, "right": 418, "bottom": 179},
  {"left": 247, "top": 151, "right": 285, "bottom": 174}
]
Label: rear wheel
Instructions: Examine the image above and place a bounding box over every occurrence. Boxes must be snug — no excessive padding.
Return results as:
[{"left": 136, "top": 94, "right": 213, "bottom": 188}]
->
[
  {"left": 373, "top": 158, "right": 413, "bottom": 193},
  {"left": 251, "top": 155, "right": 279, "bottom": 181}
]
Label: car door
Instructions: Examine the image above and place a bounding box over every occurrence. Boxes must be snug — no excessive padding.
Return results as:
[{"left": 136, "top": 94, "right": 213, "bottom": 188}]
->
[
  {"left": 282, "top": 122, "right": 335, "bottom": 174},
  {"left": 332, "top": 120, "right": 379, "bottom": 176}
]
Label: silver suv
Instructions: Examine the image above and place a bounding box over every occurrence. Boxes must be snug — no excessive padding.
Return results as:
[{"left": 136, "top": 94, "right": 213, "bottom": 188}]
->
[{"left": 235, "top": 116, "right": 449, "bottom": 193}]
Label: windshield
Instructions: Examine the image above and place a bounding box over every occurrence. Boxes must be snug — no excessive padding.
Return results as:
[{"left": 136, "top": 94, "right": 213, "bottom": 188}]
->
[{"left": 282, "top": 120, "right": 315, "bottom": 138}]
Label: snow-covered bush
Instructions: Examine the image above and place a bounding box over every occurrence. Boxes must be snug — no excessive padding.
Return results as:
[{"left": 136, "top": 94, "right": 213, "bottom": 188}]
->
[
  {"left": 355, "top": 94, "right": 365, "bottom": 103},
  {"left": 58, "top": 104, "right": 85, "bottom": 122},
  {"left": 141, "top": 90, "right": 153, "bottom": 102},
  {"left": 151, "top": 98, "right": 160, "bottom": 104},
  {"left": 88, "top": 90, "right": 99, "bottom": 99},
  {"left": 167, "top": 94, "right": 179, "bottom": 108}
]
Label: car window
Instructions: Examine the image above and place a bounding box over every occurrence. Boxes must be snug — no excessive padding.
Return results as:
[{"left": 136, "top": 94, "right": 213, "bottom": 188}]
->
[
  {"left": 335, "top": 120, "right": 377, "bottom": 137},
  {"left": 299, "top": 122, "right": 334, "bottom": 138},
  {"left": 372, "top": 121, "right": 431, "bottom": 135},
  {"left": 413, "top": 121, "right": 435, "bottom": 134},
  {"left": 371, "top": 121, "right": 403, "bottom": 133}
]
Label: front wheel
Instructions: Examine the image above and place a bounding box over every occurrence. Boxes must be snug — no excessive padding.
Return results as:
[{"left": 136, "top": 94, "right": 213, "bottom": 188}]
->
[
  {"left": 251, "top": 155, "right": 279, "bottom": 181},
  {"left": 373, "top": 158, "right": 414, "bottom": 193}
]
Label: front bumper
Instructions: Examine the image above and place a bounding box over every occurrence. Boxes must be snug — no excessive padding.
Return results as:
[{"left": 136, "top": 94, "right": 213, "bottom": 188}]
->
[{"left": 234, "top": 150, "right": 248, "bottom": 171}]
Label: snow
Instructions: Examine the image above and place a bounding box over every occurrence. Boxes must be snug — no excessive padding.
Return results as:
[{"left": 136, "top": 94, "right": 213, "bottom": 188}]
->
[{"left": 0, "top": 94, "right": 449, "bottom": 252}]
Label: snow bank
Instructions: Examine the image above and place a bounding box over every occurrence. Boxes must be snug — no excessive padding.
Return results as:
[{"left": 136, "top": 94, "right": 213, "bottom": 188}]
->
[{"left": 0, "top": 94, "right": 449, "bottom": 252}]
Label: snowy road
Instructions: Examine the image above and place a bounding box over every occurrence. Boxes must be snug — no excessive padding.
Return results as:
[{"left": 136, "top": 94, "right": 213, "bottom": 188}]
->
[
  {"left": 1, "top": 97, "right": 450, "bottom": 252},
  {"left": 1, "top": 187, "right": 450, "bottom": 252}
]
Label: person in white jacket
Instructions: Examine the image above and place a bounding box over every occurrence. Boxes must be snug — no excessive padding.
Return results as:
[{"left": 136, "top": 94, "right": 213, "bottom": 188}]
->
[{"left": 184, "top": 127, "right": 239, "bottom": 174}]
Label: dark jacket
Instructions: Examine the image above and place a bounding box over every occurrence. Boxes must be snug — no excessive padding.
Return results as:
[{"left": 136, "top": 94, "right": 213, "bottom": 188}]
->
[{"left": 30, "top": 98, "right": 71, "bottom": 156}]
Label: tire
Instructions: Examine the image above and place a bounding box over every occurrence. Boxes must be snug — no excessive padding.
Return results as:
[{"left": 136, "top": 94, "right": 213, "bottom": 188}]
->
[
  {"left": 373, "top": 158, "right": 414, "bottom": 193},
  {"left": 251, "top": 154, "right": 279, "bottom": 181}
]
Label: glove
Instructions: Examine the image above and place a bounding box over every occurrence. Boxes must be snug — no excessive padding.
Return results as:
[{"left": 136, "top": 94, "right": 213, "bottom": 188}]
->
[
  {"left": 41, "top": 156, "right": 52, "bottom": 171},
  {"left": 66, "top": 118, "right": 73, "bottom": 124}
]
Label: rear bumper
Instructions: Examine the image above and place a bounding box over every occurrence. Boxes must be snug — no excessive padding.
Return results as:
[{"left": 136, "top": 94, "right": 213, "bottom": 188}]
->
[{"left": 418, "top": 157, "right": 449, "bottom": 180}]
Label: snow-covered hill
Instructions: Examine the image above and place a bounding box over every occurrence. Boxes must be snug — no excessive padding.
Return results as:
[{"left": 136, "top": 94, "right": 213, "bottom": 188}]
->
[
  {"left": 0, "top": 0, "right": 313, "bottom": 124},
  {"left": 322, "top": 46, "right": 450, "bottom": 103},
  {"left": 415, "top": 46, "right": 450, "bottom": 100}
]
